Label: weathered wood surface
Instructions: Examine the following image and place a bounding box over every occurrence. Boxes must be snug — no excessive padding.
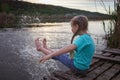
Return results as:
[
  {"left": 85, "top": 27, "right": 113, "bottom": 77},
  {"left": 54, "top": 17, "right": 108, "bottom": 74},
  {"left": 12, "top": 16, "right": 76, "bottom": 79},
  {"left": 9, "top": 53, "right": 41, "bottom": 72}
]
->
[
  {"left": 80, "top": 61, "right": 113, "bottom": 80},
  {"left": 42, "top": 48, "right": 120, "bottom": 80},
  {"left": 102, "top": 48, "right": 120, "bottom": 55},
  {"left": 93, "top": 54, "right": 120, "bottom": 64},
  {"left": 96, "top": 64, "right": 120, "bottom": 80}
]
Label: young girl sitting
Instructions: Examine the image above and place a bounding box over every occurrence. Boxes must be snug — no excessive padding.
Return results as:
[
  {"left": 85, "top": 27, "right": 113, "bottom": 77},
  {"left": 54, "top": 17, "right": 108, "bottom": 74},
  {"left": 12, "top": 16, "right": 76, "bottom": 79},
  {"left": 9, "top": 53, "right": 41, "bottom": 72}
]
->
[{"left": 35, "top": 15, "right": 95, "bottom": 77}]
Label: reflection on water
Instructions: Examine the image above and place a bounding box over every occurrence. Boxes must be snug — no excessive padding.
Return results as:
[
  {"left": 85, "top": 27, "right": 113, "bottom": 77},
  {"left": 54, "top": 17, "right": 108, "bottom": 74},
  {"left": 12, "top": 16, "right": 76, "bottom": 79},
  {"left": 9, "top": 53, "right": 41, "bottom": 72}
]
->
[
  {"left": 29, "top": 21, "right": 108, "bottom": 52},
  {"left": 0, "top": 21, "right": 108, "bottom": 80}
]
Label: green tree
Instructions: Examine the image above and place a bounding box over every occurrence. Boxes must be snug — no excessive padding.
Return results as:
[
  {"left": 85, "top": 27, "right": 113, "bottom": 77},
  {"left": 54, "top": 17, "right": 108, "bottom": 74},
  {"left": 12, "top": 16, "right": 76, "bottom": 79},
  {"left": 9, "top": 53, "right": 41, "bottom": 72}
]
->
[{"left": 0, "top": 0, "right": 18, "bottom": 28}]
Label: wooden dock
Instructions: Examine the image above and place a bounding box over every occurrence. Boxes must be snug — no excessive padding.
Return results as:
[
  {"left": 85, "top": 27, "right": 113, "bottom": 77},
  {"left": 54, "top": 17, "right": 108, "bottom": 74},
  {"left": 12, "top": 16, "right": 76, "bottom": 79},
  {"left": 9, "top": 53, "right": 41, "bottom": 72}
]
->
[{"left": 43, "top": 48, "right": 120, "bottom": 80}]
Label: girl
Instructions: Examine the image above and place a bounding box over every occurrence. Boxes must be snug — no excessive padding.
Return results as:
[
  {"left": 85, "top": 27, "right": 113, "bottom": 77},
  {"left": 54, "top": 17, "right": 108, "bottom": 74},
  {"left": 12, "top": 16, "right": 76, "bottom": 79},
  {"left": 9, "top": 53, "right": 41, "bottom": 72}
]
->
[{"left": 35, "top": 15, "right": 95, "bottom": 77}]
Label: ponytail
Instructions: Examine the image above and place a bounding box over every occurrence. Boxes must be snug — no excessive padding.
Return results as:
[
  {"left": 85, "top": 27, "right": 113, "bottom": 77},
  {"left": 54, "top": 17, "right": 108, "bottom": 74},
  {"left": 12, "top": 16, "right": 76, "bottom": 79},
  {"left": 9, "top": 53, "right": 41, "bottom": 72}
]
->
[
  {"left": 70, "top": 26, "right": 80, "bottom": 58},
  {"left": 71, "top": 26, "right": 80, "bottom": 43},
  {"left": 70, "top": 15, "right": 88, "bottom": 59}
]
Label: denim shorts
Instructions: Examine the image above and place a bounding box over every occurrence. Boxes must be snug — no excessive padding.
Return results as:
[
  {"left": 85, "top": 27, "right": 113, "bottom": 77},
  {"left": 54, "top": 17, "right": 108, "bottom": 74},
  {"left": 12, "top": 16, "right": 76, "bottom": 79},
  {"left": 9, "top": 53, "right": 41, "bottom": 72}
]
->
[{"left": 52, "top": 54, "right": 88, "bottom": 75}]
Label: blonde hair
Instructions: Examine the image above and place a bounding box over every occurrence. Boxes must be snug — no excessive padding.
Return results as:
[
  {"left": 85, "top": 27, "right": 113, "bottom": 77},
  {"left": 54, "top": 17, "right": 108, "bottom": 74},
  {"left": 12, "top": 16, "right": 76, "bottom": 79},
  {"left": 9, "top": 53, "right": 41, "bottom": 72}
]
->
[{"left": 70, "top": 15, "right": 88, "bottom": 58}]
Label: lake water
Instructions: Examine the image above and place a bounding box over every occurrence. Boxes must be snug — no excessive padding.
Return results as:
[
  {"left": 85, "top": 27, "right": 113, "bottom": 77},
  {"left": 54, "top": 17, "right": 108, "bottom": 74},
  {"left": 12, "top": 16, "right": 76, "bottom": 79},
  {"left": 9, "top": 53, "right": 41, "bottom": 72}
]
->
[
  {"left": 28, "top": 20, "right": 108, "bottom": 52},
  {"left": 0, "top": 20, "right": 108, "bottom": 80}
]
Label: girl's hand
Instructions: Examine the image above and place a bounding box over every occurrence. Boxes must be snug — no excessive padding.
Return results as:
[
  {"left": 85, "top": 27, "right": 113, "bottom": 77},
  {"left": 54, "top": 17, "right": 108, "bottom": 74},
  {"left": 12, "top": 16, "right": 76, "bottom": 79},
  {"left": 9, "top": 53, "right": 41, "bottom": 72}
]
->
[{"left": 39, "top": 54, "right": 52, "bottom": 63}]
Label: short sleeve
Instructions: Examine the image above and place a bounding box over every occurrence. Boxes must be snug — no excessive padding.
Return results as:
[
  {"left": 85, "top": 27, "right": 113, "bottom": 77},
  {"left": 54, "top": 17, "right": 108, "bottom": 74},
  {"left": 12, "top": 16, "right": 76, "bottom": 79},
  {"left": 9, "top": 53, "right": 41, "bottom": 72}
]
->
[{"left": 73, "top": 36, "right": 88, "bottom": 50}]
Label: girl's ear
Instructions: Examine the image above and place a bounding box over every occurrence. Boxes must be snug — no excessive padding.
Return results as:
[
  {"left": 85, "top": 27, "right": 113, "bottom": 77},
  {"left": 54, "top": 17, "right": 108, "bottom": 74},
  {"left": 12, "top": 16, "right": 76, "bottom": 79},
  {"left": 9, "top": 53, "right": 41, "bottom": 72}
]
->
[{"left": 75, "top": 24, "right": 79, "bottom": 31}]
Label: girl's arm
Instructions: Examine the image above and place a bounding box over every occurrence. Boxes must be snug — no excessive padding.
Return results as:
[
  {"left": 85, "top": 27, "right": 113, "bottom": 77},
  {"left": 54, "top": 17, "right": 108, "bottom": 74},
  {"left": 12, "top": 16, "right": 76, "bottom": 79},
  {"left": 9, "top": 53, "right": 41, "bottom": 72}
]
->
[
  {"left": 40, "top": 44, "right": 76, "bottom": 63},
  {"left": 51, "top": 44, "right": 76, "bottom": 57}
]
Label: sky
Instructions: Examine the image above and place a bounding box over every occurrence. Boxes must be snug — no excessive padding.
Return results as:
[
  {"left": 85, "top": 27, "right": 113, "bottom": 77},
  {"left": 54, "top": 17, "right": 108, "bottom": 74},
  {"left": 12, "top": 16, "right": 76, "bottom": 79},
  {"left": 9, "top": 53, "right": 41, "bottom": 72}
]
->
[{"left": 23, "top": 0, "right": 114, "bottom": 14}]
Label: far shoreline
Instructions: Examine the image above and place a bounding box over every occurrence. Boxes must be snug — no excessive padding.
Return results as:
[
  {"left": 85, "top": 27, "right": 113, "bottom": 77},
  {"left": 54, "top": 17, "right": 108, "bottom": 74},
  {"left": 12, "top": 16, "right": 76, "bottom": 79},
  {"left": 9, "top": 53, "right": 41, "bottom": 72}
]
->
[{"left": 0, "top": 19, "right": 109, "bottom": 29}]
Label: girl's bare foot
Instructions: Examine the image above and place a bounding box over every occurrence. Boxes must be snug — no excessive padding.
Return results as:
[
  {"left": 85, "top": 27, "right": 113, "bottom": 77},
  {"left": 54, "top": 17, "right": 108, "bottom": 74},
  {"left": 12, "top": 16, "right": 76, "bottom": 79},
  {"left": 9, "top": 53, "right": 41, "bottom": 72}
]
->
[
  {"left": 43, "top": 38, "right": 47, "bottom": 49},
  {"left": 35, "top": 38, "right": 42, "bottom": 51},
  {"left": 43, "top": 38, "right": 53, "bottom": 53}
]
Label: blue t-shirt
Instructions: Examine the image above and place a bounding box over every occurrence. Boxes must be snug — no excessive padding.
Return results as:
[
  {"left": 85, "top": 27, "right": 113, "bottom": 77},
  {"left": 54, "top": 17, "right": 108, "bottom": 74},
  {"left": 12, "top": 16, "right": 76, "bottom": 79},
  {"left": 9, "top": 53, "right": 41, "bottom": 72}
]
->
[{"left": 73, "top": 34, "right": 95, "bottom": 70}]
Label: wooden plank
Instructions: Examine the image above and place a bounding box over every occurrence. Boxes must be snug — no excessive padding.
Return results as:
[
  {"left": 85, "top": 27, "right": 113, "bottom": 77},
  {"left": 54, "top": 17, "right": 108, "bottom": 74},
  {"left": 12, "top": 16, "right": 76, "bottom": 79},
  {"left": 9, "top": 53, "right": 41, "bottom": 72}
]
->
[
  {"left": 96, "top": 64, "right": 120, "bottom": 80},
  {"left": 111, "top": 56, "right": 120, "bottom": 80},
  {"left": 90, "top": 58, "right": 100, "bottom": 66},
  {"left": 80, "top": 62, "right": 113, "bottom": 80},
  {"left": 112, "top": 71, "right": 120, "bottom": 80},
  {"left": 89, "top": 60, "right": 104, "bottom": 73},
  {"left": 102, "top": 52, "right": 112, "bottom": 56},
  {"left": 93, "top": 54, "right": 120, "bottom": 64},
  {"left": 102, "top": 49, "right": 120, "bottom": 55},
  {"left": 53, "top": 71, "right": 77, "bottom": 80},
  {"left": 115, "top": 56, "right": 120, "bottom": 60}
]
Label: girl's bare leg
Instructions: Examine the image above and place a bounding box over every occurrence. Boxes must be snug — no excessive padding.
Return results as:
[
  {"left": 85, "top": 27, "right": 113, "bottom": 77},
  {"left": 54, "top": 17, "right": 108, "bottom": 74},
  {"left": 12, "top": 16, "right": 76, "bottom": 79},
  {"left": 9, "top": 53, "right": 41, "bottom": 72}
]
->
[
  {"left": 35, "top": 38, "right": 54, "bottom": 55},
  {"left": 43, "top": 38, "right": 53, "bottom": 52}
]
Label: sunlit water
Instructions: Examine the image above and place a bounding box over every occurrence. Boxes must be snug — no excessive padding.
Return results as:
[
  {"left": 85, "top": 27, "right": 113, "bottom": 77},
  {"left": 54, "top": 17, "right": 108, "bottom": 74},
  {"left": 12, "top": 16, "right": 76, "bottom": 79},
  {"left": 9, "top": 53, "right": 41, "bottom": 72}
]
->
[
  {"left": 0, "top": 21, "right": 109, "bottom": 80},
  {"left": 29, "top": 21, "right": 108, "bottom": 52}
]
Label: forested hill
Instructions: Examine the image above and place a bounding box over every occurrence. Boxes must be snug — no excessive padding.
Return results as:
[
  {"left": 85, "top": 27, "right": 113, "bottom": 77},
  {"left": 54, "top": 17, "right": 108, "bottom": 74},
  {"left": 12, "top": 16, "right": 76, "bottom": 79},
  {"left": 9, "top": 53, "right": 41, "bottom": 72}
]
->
[{"left": 0, "top": 1, "right": 110, "bottom": 20}]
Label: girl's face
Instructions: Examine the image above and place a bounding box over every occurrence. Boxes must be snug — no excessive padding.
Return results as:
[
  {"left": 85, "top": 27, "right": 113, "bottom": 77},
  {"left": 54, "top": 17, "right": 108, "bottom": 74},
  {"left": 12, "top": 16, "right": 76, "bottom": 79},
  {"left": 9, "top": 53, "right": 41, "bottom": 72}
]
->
[{"left": 71, "top": 23, "right": 78, "bottom": 34}]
